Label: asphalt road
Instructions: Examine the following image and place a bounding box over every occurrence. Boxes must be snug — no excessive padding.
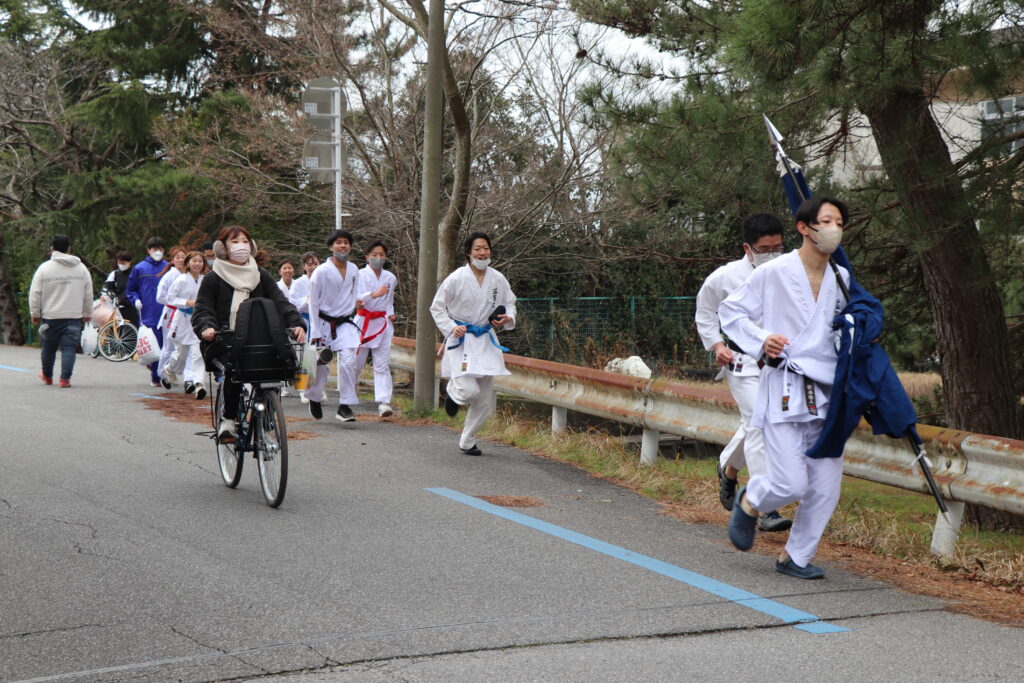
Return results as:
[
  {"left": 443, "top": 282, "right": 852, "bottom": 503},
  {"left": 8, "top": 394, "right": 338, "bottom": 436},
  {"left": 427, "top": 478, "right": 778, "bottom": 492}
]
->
[{"left": 2, "top": 344, "right": 1021, "bottom": 682}]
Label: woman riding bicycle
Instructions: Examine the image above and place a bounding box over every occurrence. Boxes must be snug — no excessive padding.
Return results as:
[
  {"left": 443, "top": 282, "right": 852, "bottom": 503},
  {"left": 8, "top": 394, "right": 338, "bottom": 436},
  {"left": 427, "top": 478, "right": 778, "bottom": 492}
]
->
[{"left": 192, "top": 225, "right": 306, "bottom": 440}]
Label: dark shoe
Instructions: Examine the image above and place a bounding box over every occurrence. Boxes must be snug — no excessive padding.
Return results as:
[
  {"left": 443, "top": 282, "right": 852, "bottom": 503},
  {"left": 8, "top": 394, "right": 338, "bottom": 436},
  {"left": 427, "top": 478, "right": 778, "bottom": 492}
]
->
[
  {"left": 717, "top": 463, "right": 738, "bottom": 511},
  {"left": 335, "top": 405, "right": 356, "bottom": 422},
  {"left": 160, "top": 377, "right": 172, "bottom": 390},
  {"left": 195, "top": 386, "right": 207, "bottom": 400},
  {"left": 39, "top": 372, "right": 53, "bottom": 386},
  {"left": 309, "top": 400, "right": 323, "bottom": 420},
  {"left": 184, "top": 381, "right": 196, "bottom": 394},
  {"left": 758, "top": 510, "right": 793, "bottom": 533},
  {"left": 460, "top": 444, "right": 482, "bottom": 456},
  {"left": 775, "top": 558, "right": 825, "bottom": 580},
  {"left": 728, "top": 486, "right": 758, "bottom": 551},
  {"left": 444, "top": 394, "right": 459, "bottom": 417}
]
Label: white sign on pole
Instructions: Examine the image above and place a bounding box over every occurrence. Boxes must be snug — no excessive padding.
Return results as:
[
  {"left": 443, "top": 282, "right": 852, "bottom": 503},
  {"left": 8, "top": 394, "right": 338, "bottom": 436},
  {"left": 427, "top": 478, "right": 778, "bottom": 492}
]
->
[{"left": 300, "top": 77, "right": 347, "bottom": 229}]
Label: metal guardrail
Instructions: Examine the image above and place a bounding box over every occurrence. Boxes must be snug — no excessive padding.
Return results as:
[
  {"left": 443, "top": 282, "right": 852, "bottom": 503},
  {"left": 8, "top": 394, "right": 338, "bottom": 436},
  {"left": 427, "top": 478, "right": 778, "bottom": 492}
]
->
[{"left": 389, "top": 338, "right": 1024, "bottom": 555}]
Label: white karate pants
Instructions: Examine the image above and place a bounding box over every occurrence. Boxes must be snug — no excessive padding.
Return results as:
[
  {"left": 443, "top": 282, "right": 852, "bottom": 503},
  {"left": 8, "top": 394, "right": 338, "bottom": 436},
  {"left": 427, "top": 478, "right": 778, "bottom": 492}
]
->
[
  {"left": 354, "top": 341, "right": 393, "bottom": 404},
  {"left": 447, "top": 375, "right": 496, "bottom": 449},
  {"left": 718, "top": 372, "right": 765, "bottom": 478},
  {"left": 746, "top": 420, "right": 844, "bottom": 567},
  {"left": 157, "top": 333, "right": 176, "bottom": 379},
  {"left": 166, "top": 343, "right": 204, "bottom": 387},
  {"left": 305, "top": 348, "right": 359, "bottom": 406}
]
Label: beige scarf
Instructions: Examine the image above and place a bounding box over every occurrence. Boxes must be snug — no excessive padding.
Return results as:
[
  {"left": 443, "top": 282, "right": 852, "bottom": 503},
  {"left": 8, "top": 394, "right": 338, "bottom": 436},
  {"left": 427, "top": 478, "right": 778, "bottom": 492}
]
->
[{"left": 213, "top": 257, "right": 260, "bottom": 328}]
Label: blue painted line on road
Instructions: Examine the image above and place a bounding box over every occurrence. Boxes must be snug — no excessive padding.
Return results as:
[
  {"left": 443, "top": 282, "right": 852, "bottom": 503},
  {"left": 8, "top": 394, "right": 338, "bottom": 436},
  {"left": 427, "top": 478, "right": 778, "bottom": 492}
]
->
[
  {"left": 129, "top": 393, "right": 169, "bottom": 400},
  {"left": 427, "top": 487, "right": 849, "bottom": 635},
  {"left": 0, "top": 364, "right": 29, "bottom": 372}
]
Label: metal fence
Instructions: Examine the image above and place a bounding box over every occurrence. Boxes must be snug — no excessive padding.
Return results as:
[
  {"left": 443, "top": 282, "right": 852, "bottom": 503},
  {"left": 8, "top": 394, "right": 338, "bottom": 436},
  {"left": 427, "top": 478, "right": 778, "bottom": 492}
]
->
[{"left": 509, "top": 296, "right": 709, "bottom": 369}]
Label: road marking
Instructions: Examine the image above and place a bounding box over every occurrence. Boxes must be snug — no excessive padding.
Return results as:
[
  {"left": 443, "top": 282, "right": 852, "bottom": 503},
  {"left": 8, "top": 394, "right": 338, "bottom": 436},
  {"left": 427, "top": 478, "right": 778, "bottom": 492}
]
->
[
  {"left": 129, "top": 393, "right": 169, "bottom": 400},
  {"left": 0, "top": 364, "right": 29, "bottom": 372},
  {"left": 427, "top": 487, "right": 849, "bottom": 635}
]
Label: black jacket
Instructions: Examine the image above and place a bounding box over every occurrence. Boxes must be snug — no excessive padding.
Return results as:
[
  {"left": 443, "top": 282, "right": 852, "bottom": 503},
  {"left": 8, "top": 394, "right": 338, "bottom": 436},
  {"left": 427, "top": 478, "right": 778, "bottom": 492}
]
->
[{"left": 192, "top": 268, "right": 305, "bottom": 339}]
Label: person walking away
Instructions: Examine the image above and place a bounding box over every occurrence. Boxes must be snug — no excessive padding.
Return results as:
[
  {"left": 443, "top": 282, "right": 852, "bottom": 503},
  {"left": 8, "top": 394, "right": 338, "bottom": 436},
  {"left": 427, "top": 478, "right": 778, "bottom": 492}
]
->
[
  {"left": 354, "top": 241, "right": 398, "bottom": 417},
  {"left": 306, "top": 231, "right": 361, "bottom": 423},
  {"left": 156, "top": 247, "right": 188, "bottom": 389},
  {"left": 695, "top": 213, "right": 792, "bottom": 533},
  {"left": 126, "top": 237, "right": 169, "bottom": 386},
  {"left": 719, "top": 197, "right": 850, "bottom": 580},
  {"left": 430, "top": 232, "right": 517, "bottom": 456},
  {"left": 165, "top": 251, "right": 208, "bottom": 400},
  {"left": 103, "top": 251, "right": 138, "bottom": 325},
  {"left": 193, "top": 225, "right": 306, "bottom": 440},
  {"left": 29, "top": 234, "right": 93, "bottom": 388}
]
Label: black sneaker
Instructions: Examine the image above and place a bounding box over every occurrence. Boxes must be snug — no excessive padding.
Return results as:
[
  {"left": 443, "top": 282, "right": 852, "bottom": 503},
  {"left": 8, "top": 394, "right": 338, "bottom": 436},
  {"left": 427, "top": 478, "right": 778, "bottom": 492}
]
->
[
  {"left": 336, "top": 405, "right": 356, "bottom": 422},
  {"left": 460, "top": 444, "right": 482, "bottom": 456},
  {"left": 309, "top": 400, "right": 323, "bottom": 420},
  {"left": 717, "top": 463, "right": 738, "bottom": 511},
  {"left": 758, "top": 511, "right": 793, "bottom": 533},
  {"left": 444, "top": 394, "right": 459, "bottom": 417},
  {"left": 160, "top": 377, "right": 172, "bottom": 390},
  {"left": 195, "top": 386, "right": 207, "bottom": 400},
  {"left": 184, "top": 381, "right": 196, "bottom": 394}
]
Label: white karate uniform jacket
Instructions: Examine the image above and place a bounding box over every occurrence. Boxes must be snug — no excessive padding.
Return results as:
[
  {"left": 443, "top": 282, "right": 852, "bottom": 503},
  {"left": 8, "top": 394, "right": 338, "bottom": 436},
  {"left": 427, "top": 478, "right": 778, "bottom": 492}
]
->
[
  {"left": 288, "top": 274, "right": 311, "bottom": 314},
  {"left": 695, "top": 257, "right": 762, "bottom": 380},
  {"left": 166, "top": 273, "right": 202, "bottom": 346},
  {"left": 307, "top": 260, "right": 360, "bottom": 351},
  {"left": 430, "top": 264, "right": 517, "bottom": 379},
  {"left": 356, "top": 266, "right": 397, "bottom": 349},
  {"left": 719, "top": 250, "right": 848, "bottom": 428}
]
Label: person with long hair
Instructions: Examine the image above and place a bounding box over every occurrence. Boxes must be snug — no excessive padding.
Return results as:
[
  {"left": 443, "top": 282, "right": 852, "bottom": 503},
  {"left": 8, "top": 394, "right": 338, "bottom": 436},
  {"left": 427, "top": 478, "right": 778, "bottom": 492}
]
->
[
  {"left": 192, "top": 225, "right": 306, "bottom": 440},
  {"left": 156, "top": 246, "right": 188, "bottom": 390},
  {"left": 165, "top": 251, "right": 209, "bottom": 400}
]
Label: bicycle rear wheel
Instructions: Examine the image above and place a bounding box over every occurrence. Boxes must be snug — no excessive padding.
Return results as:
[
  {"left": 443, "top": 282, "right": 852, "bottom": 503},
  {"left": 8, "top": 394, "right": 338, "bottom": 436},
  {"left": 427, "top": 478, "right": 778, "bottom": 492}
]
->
[
  {"left": 256, "top": 389, "right": 288, "bottom": 508},
  {"left": 97, "top": 320, "right": 138, "bottom": 362},
  {"left": 214, "top": 380, "right": 243, "bottom": 488}
]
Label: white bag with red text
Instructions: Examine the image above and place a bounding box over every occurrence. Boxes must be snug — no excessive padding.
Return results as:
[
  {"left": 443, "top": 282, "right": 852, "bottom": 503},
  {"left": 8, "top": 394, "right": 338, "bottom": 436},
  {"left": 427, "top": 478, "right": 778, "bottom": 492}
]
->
[{"left": 135, "top": 325, "right": 160, "bottom": 365}]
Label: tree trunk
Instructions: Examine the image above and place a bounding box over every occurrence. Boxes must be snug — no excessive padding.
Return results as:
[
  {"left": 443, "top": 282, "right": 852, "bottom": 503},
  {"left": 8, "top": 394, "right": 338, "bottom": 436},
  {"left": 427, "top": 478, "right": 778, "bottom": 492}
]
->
[
  {"left": 436, "top": 54, "right": 472, "bottom": 281},
  {"left": 861, "top": 88, "right": 1023, "bottom": 529},
  {"left": 0, "top": 225, "right": 27, "bottom": 345}
]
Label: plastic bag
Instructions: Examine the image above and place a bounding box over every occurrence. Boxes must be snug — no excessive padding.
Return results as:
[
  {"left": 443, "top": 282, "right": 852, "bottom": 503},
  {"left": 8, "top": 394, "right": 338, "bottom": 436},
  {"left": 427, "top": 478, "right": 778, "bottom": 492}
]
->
[
  {"left": 135, "top": 325, "right": 160, "bottom": 365},
  {"left": 91, "top": 296, "right": 114, "bottom": 328},
  {"left": 81, "top": 324, "right": 98, "bottom": 356}
]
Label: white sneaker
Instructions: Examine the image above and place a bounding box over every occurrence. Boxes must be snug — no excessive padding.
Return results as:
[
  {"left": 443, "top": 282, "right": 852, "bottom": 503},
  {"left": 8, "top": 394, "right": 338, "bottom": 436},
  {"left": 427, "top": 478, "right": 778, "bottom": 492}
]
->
[
  {"left": 300, "top": 391, "right": 309, "bottom": 404},
  {"left": 378, "top": 403, "right": 393, "bottom": 417},
  {"left": 280, "top": 387, "right": 290, "bottom": 397},
  {"left": 217, "top": 418, "right": 236, "bottom": 441}
]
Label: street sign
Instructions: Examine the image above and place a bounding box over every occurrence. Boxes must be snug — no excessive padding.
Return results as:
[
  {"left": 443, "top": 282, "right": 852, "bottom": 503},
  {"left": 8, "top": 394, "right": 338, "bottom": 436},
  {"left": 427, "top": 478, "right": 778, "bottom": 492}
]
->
[{"left": 300, "top": 77, "right": 347, "bottom": 229}]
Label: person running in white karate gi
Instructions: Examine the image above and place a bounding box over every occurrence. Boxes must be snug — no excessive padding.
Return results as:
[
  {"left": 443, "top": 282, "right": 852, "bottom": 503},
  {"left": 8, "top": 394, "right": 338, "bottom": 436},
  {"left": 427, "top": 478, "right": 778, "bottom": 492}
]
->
[
  {"left": 156, "top": 246, "right": 187, "bottom": 390},
  {"left": 165, "top": 251, "right": 208, "bottom": 400},
  {"left": 695, "top": 213, "right": 792, "bottom": 533},
  {"left": 430, "top": 232, "right": 517, "bottom": 456},
  {"left": 720, "top": 197, "right": 850, "bottom": 580},
  {"left": 306, "top": 230, "right": 361, "bottom": 423},
  {"left": 355, "top": 240, "right": 398, "bottom": 417}
]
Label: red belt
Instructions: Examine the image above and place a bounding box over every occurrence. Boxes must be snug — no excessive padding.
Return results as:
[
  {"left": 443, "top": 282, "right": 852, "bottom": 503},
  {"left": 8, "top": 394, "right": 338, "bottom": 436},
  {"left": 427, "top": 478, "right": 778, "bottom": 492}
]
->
[{"left": 356, "top": 309, "right": 388, "bottom": 344}]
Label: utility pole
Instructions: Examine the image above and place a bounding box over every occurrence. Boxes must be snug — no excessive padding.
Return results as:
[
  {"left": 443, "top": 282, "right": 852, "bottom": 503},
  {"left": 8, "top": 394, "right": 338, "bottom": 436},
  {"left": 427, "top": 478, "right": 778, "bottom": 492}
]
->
[{"left": 413, "top": 0, "right": 445, "bottom": 411}]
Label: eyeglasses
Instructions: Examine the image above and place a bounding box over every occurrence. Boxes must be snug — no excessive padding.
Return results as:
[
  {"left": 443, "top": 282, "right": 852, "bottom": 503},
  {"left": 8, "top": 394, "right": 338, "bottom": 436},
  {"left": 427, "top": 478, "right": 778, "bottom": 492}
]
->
[{"left": 748, "top": 244, "right": 784, "bottom": 255}]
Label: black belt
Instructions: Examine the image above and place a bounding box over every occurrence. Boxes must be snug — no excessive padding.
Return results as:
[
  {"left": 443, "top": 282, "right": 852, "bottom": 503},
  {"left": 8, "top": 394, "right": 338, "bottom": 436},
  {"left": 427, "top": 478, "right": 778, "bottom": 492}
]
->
[
  {"left": 318, "top": 311, "right": 356, "bottom": 340},
  {"left": 764, "top": 356, "right": 782, "bottom": 368},
  {"left": 764, "top": 356, "right": 818, "bottom": 415}
]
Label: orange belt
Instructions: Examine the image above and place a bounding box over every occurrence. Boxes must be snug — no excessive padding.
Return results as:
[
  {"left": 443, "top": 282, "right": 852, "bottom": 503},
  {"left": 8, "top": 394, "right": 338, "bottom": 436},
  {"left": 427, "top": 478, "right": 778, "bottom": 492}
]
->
[{"left": 356, "top": 309, "right": 388, "bottom": 344}]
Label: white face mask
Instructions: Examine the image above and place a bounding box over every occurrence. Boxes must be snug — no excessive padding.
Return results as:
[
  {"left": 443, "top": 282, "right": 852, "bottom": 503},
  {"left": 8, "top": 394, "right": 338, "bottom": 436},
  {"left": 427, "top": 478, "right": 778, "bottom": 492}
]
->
[
  {"left": 150, "top": 250, "right": 164, "bottom": 262},
  {"left": 118, "top": 263, "right": 130, "bottom": 272},
  {"left": 206, "top": 259, "right": 215, "bottom": 267},
  {"left": 368, "top": 256, "right": 386, "bottom": 270},
  {"left": 750, "top": 252, "right": 780, "bottom": 268},
  {"left": 471, "top": 257, "right": 490, "bottom": 270},
  {"left": 228, "top": 243, "right": 251, "bottom": 262},
  {"left": 809, "top": 224, "right": 842, "bottom": 255}
]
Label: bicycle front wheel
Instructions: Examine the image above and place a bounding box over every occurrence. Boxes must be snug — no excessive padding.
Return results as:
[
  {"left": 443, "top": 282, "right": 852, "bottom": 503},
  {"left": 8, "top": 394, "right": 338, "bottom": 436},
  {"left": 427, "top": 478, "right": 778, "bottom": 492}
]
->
[
  {"left": 214, "top": 380, "right": 243, "bottom": 488},
  {"left": 256, "top": 389, "right": 288, "bottom": 508},
  {"left": 97, "top": 321, "right": 138, "bottom": 362}
]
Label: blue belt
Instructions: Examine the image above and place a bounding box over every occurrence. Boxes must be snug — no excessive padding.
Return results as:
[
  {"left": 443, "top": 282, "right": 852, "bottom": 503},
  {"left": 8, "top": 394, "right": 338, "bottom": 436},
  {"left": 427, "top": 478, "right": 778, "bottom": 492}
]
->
[{"left": 446, "top": 320, "right": 508, "bottom": 352}]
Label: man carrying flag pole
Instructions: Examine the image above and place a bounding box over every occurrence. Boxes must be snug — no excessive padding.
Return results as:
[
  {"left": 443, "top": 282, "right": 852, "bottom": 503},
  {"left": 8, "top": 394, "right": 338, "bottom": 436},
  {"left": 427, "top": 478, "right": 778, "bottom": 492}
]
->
[{"left": 763, "top": 116, "right": 948, "bottom": 517}]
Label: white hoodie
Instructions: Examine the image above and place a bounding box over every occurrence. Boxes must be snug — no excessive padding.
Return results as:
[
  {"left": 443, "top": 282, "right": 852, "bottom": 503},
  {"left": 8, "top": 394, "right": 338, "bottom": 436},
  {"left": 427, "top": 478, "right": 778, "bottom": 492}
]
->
[{"left": 29, "top": 251, "right": 94, "bottom": 320}]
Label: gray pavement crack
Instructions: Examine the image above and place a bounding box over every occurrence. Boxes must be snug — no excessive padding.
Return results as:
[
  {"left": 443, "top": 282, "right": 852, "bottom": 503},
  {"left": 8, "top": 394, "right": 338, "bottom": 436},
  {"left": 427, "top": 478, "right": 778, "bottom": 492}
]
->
[
  {"left": 169, "top": 626, "right": 272, "bottom": 676},
  {"left": 3, "top": 622, "right": 113, "bottom": 640}
]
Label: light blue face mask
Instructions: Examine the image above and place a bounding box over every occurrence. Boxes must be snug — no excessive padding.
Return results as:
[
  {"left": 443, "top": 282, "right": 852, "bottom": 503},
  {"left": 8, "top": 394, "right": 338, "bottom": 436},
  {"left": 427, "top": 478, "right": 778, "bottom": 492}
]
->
[
  {"left": 333, "top": 250, "right": 349, "bottom": 262},
  {"left": 368, "top": 256, "right": 386, "bottom": 270}
]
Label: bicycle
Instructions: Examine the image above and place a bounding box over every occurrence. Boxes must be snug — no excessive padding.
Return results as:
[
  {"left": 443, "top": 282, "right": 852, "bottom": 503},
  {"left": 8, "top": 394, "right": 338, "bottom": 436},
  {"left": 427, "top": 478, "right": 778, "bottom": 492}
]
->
[
  {"left": 209, "top": 330, "right": 301, "bottom": 508},
  {"left": 92, "top": 292, "right": 139, "bottom": 362}
]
